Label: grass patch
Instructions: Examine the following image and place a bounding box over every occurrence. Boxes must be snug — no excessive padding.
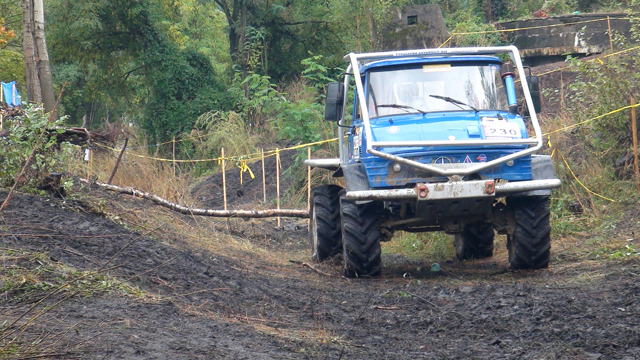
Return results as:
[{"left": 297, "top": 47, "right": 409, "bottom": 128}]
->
[
  {"left": 382, "top": 231, "right": 455, "bottom": 263},
  {"left": 0, "top": 248, "right": 149, "bottom": 303}
]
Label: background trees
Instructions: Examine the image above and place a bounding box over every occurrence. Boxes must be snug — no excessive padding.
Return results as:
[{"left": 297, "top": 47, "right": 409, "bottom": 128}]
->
[{"left": 0, "top": 0, "right": 631, "bottom": 141}]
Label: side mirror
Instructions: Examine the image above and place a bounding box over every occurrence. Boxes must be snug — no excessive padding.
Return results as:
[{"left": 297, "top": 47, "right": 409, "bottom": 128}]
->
[
  {"left": 526, "top": 74, "right": 542, "bottom": 114},
  {"left": 324, "top": 82, "right": 344, "bottom": 121}
]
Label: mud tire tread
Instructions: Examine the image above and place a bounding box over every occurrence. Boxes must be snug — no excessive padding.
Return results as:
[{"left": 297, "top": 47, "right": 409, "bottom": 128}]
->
[
  {"left": 340, "top": 196, "right": 382, "bottom": 278},
  {"left": 310, "top": 185, "right": 343, "bottom": 262},
  {"left": 507, "top": 196, "right": 551, "bottom": 270}
]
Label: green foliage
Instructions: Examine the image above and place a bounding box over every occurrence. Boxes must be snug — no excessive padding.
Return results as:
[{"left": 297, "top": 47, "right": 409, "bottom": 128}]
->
[
  {"left": 301, "top": 54, "right": 337, "bottom": 90},
  {"left": 231, "top": 72, "right": 280, "bottom": 119},
  {"left": 268, "top": 56, "right": 336, "bottom": 145},
  {"left": 0, "top": 104, "right": 73, "bottom": 189},
  {"left": 271, "top": 100, "right": 328, "bottom": 144},
  {"left": 451, "top": 19, "right": 505, "bottom": 47},
  {"left": 46, "top": 0, "right": 234, "bottom": 138},
  {"left": 554, "top": 50, "right": 640, "bottom": 168},
  {"left": 142, "top": 44, "right": 236, "bottom": 142},
  {"left": 0, "top": 49, "right": 25, "bottom": 94}
]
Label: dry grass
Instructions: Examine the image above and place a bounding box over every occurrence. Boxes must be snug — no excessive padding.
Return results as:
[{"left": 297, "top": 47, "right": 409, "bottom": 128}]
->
[
  {"left": 280, "top": 77, "right": 318, "bottom": 104},
  {"left": 67, "top": 137, "right": 193, "bottom": 204}
]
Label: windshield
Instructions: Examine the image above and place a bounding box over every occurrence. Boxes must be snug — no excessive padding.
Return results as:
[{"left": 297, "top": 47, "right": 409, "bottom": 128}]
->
[{"left": 366, "top": 63, "right": 508, "bottom": 118}]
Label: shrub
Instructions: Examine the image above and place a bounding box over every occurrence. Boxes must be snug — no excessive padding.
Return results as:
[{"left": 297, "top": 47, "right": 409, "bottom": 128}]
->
[{"left": 0, "top": 105, "right": 74, "bottom": 189}]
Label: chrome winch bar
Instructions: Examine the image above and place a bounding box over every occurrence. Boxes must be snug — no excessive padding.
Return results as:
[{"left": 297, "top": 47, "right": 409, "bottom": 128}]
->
[{"left": 342, "top": 45, "right": 543, "bottom": 176}]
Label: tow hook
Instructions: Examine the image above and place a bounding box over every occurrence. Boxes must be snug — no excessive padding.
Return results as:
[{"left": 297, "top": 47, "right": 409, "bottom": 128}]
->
[
  {"left": 485, "top": 180, "right": 495, "bottom": 195},
  {"left": 417, "top": 184, "right": 429, "bottom": 198}
]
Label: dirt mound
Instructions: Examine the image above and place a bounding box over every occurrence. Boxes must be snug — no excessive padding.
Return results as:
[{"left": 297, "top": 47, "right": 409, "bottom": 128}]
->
[
  {"left": 191, "top": 149, "right": 301, "bottom": 210},
  {"left": 2, "top": 188, "right": 640, "bottom": 359}
]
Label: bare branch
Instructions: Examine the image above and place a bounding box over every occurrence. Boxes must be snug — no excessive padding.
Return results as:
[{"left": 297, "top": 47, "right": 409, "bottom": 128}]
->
[{"left": 79, "top": 178, "right": 309, "bottom": 219}]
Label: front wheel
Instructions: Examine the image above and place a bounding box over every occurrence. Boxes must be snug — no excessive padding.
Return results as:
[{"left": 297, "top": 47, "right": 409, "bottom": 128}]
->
[
  {"left": 340, "top": 195, "right": 382, "bottom": 278},
  {"left": 310, "top": 185, "right": 343, "bottom": 262},
  {"left": 507, "top": 196, "right": 551, "bottom": 270}
]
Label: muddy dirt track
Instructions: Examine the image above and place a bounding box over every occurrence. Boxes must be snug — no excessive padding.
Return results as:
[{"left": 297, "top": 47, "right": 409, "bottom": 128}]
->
[{"left": 1, "top": 188, "right": 640, "bottom": 359}]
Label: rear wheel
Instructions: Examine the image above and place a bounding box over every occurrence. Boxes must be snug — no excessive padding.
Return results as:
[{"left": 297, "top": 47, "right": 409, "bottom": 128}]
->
[
  {"left": 507, "top": 196, "right": 551, "bottom": 269},
  {"left": 454, "top": 222, "right": 495, "bottom": 260},
  {"left": 340, "top": 195, "right": 382, "bottom": 278},
  {"left": 309, "top": 185, "right": 343, "bottom": 262}
]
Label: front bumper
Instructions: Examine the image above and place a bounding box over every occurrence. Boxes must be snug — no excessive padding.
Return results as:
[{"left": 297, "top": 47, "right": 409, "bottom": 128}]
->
[{"left": 345, "top": 179, "right": 561, "bottom": 201}]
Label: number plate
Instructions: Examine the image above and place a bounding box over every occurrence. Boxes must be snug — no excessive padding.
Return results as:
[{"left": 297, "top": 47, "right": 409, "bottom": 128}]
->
[{"left": 482, "top": 118, "right": 522, "bottom": 139}]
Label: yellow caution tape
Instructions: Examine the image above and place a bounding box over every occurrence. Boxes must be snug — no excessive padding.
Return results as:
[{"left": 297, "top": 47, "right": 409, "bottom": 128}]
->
[
  {"left": 239, "top": 160, "right": 255, "bottom": 185},
  {"left": 557, "top": 149, "right": 616, "bottom": 202},
  {"left": 95, "top": 137, "right": 338, "bottom": 164},
  {"left": 438, "top": 35, "right": 453, "bottom": 48},
  {"left": 543, "top": 103, "right": 640, "bottom": 137}
]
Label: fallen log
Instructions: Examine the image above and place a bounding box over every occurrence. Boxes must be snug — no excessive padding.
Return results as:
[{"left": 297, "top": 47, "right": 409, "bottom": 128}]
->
[{"left": 79, "top": 178, "right": 310, "bottom": 219}]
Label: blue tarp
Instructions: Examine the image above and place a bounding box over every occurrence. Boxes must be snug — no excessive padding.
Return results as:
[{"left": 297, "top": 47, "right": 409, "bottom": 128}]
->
[{"left": 1, "top": 81, "right": 22, "bottom": 106}]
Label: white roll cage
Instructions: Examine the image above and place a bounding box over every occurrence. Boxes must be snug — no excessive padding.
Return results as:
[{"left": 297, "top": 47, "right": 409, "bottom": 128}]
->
[{"left": 337, "top": 46, "right": 543, "bottom": 176}]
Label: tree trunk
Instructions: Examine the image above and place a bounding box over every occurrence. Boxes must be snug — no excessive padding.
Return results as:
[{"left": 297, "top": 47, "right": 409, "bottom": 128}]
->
[
  {"left": 33, "top": 0, "right": 56, "bottom": 117},
  {"left": 240, "top": 0, "right": 249, "bottom": 97},
  {"left": 22, "top": 0, "right": 42, "bottom": 104},
  {"left": 364, "top": 1, "right": 377, "bottom": 51}
]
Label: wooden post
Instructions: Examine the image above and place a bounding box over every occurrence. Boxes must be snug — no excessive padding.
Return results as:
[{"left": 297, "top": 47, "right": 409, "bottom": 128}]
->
[
  {"left": 221, "top": 147, "right": 227, "bottom": 211},
  {"left": 172, "top": 136, "right": 176, "bottom": 178},
  {"left": 607, "top": 16, "right": 613, "bottom": 51},
  {"left": 107, "top": 137, "right": 128, "bottom": 185},
  {"left": 261, "top": 148, "right": 266, "bottom": 203},
  {"left": 632, "top": 98, "right": 640, "bottom": 191},
  {"left": 276, "top": 148, "right": 280, "bottom": 227},
  {"left": 307, "top": 147, "right": 311, "bottom": 230}
]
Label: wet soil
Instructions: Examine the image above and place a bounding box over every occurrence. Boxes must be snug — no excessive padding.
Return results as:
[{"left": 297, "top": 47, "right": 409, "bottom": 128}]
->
[{"left": 1, "top": 188, "right": 640, "bottom": 359}]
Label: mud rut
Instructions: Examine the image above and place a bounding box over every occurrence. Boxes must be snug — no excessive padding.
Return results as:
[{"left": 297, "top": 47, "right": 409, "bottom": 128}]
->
[{"left": 1, "top": 189, "right": 640, "bottom": 360}]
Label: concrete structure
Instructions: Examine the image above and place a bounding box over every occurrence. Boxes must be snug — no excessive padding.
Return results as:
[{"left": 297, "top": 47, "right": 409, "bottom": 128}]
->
[
  {"left": 380, "top": 5, "right": 449, "bottom": 51},
  {"left": 498, "top": 13, "right": 632, "bottom": 66}
]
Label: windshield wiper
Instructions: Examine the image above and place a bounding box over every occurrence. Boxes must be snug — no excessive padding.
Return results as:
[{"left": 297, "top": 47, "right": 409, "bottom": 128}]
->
[
  {"left": 429, "top": 95, "right": 479, "bottom": 113},
  {"left": 377, "top": 104, "right": 427, "bottom": 115}
]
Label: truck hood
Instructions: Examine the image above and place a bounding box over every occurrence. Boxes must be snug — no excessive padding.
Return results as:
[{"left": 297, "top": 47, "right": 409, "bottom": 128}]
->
[{"left": 367, "top": 110, "right": 526, "bottom": 154}]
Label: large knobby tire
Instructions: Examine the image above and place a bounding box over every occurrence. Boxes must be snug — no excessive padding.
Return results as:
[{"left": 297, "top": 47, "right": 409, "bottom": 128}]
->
[
  {"left": 454, "top": 222, "right": 495, "bottom": 260},
  {"left": 507, "top": 196, "right": 551, "bottom": 270},
  {"left": 310, "top": 185, "right": 343, "bottom": 262},
  {"left": 340, "top": 196, "right": 382, "bottom": 278}
]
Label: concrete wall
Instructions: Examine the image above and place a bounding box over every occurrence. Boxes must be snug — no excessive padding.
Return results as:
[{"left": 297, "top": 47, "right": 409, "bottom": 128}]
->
[
  {"left": 380, "top": 5, "right": 449, "bottom": 51},
  {"left": 497, "top": 13, "right": 632, "bottom": 65}
]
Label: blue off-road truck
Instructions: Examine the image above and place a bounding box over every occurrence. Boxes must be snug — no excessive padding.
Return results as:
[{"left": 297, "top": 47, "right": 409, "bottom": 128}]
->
[{"left": 305, "top": 46, "right": 561, "bottom": 278}]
